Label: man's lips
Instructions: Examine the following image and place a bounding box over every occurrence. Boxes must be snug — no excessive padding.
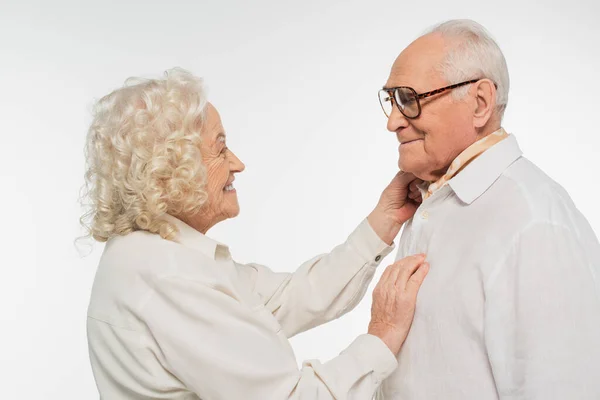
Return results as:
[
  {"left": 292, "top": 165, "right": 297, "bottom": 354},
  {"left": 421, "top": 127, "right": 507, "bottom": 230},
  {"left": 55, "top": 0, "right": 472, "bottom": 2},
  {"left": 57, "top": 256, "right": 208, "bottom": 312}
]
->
[{"left": 400, "top": 139, "right": 423, "bottom": 145}]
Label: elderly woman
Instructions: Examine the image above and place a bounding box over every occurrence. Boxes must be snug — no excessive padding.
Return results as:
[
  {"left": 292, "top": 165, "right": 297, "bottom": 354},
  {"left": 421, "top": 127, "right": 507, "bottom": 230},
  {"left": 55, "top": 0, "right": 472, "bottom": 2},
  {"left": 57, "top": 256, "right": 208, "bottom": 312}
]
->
[{"left": 82, "top": 68, "right": 428, "bottom": 399}]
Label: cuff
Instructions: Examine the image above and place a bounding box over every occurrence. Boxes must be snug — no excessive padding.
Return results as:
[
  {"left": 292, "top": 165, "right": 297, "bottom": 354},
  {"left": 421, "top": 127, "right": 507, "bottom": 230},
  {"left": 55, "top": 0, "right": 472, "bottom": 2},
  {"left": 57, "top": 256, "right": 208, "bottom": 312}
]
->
[
  {"left": 342, "top": 333, "right": 399, "bottom": 386},
  {"left": 347, "top": 218, "right": 395, "bottom": 265}
]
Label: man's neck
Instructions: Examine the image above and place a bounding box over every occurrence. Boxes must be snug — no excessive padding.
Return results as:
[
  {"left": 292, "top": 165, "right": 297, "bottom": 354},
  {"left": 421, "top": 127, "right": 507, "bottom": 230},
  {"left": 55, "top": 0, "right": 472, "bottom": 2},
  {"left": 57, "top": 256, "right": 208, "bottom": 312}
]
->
[{"left": 425, "top": 124, "right": 505, "bottom": 183}]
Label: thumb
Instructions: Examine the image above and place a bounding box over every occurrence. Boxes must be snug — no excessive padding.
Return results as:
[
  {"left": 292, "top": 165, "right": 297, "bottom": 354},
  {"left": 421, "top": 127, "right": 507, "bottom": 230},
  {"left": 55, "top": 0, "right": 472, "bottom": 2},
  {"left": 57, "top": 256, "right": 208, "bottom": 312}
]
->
[{"left": 392, "top": 170, "right": 417, "bottom": 186}]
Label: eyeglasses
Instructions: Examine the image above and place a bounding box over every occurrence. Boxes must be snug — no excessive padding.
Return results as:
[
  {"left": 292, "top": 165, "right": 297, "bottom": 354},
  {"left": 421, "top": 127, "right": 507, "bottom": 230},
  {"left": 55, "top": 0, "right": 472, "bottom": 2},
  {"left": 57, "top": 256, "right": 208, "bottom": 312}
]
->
[{"left": 378, "top": 79, "right": 485, "bottom": 119}]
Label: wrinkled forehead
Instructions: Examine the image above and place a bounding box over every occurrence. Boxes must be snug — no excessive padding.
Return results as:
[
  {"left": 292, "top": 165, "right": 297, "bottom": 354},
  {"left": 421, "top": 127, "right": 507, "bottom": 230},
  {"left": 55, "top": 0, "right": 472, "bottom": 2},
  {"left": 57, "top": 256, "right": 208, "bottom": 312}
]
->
[
  {"left": 385, "top": 33, "right": 450, "bottom": 91},
  {"left": 203, "top": 103, "right": 224, "bottom": 132}
]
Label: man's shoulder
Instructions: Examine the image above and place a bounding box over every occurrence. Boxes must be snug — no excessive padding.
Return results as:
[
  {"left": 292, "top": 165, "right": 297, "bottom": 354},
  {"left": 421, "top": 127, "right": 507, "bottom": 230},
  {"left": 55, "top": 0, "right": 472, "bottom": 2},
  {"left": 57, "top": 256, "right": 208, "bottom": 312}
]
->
[{"left": 500, "top": 157, "right": 578, "bottom": 222}]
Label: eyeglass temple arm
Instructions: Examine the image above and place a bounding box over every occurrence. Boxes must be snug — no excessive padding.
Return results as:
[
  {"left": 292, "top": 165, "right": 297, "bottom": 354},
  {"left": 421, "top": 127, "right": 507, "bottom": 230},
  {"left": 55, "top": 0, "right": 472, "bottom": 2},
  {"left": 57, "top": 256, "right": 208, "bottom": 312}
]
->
[
  {"left": 416, "top": 79, "right": 479, "bottom": 100},
  {"left": 416, "top": 79, "right": 497, "bottom": 100}
]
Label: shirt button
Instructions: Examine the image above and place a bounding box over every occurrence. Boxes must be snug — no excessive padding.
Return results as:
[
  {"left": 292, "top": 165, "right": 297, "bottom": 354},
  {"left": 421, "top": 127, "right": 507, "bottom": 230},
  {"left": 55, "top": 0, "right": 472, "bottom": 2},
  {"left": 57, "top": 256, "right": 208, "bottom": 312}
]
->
[
  {"left": 375, "top": 255, "right": 381, "bottom": 262},
  {"left": 421, "top": 210, "right": 429, "bottom": 220}
]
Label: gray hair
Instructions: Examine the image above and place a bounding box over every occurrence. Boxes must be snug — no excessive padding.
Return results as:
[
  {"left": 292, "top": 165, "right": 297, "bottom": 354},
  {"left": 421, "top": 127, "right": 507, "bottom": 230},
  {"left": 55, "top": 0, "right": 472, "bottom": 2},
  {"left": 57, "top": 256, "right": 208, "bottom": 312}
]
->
[{"left": 424, "top": 19, "right": 510, "bottom": 120}]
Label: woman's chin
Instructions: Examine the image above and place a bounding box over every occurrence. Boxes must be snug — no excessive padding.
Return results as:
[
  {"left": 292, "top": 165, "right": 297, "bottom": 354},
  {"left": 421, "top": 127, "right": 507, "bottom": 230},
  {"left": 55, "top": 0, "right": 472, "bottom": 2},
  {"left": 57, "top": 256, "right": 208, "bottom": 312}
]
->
[
  {"left": 224, "top": 203, "right": 240, "bottom": 219},
  {"left": 228, "top": 207, "right": 240, "bottom": 218}
]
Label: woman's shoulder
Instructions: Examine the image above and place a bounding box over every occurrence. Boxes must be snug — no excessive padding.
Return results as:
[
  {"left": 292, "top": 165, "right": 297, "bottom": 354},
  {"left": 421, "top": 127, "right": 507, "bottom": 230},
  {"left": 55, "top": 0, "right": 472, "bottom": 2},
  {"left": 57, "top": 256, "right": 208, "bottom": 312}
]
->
[
  {"left": 98, "top": 230, "right": 229, "bottom": 285},
  {"left": 102, "top": 230, "right": 172, "bottom": 271},
  {"left": 88, "top": 230, "right": 232, "bottom": 323}
]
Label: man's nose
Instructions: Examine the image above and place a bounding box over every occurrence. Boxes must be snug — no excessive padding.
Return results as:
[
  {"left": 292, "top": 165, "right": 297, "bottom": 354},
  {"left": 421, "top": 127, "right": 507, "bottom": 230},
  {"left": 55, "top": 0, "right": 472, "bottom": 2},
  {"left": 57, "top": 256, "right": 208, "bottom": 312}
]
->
[{"left": 386, "top": 104, "right": 409, "bottom": 133}]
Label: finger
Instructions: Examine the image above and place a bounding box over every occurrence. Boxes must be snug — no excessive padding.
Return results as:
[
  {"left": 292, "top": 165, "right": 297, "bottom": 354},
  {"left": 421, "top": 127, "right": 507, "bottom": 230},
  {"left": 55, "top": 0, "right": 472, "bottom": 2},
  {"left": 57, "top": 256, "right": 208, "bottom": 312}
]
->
[
  {"left": 414, "top": 192, "right": 423, "bottom": 203},
  {"left": 402, "top": 201, "right": 419, "bottom": 216},
  {"left": 409, "top": 187, "right": 421, "bottom": 199},
  {"left": 396, "top": 254, "right": 426, "bottom": 287},
  {"left": 406, "top": 262, "right": 430, "bottom": 294},
  {"left": 373, "top": 264, "right": 395, "bottom": 300},
  {"left": 412, "top": 198, "right": 421, "bottom": 205},
  {"left": 379, "top": 262, "right": 397, "bottom": 283},
  {"left": 387, "top": 261, "right": 403, "bottom": 286}
]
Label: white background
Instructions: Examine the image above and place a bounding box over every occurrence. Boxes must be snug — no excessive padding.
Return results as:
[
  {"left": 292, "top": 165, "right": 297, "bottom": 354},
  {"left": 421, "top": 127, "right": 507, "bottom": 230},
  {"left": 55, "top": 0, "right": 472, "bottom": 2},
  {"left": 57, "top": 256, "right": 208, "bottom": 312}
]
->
[{"left": 1, "top": 0, "right": 599, "bottom": 398}]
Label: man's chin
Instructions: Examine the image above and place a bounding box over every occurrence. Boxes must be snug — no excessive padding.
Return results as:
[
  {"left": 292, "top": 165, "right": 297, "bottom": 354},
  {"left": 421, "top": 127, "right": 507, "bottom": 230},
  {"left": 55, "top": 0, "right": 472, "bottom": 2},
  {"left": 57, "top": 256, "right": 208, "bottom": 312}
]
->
[
  {"left": 399, "top": 161, "right": 428, "bottom": 181},
  {"left": 398, "top": 159, "right": 414, "bottom": 174}
]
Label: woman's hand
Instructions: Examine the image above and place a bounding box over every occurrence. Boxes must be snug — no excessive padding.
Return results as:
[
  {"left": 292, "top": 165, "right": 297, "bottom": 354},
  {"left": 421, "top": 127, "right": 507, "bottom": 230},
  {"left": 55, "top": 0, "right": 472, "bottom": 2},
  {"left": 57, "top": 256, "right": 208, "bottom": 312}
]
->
[
  {"left": 368, "top": 254, "right": 429, "bottom": 355},
  {"left": 368, "top": 171, "right": 424, "bottom": 245}
]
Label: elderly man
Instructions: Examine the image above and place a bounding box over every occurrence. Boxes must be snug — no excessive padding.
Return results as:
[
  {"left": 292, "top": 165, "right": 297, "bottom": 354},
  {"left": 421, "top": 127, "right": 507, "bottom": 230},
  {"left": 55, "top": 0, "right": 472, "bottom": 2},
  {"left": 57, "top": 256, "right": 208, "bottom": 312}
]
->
[{"left": 376, "top": 19, "right": 600, "bottom": 399}]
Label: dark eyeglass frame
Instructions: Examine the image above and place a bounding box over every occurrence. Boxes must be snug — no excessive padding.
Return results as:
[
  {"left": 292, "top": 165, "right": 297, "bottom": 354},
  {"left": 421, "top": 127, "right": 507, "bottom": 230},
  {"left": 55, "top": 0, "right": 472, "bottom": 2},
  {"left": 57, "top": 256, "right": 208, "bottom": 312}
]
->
[{"left": 378, "top": 79, "right": 495, "bottom": 119}]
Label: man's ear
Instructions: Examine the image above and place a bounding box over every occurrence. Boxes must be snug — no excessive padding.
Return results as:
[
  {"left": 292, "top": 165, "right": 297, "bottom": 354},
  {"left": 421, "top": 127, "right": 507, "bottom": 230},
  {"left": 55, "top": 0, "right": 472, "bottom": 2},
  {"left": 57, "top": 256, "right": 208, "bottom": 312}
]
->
[{"left": 472, "top": 79, "right": 496, "bottom": 129}]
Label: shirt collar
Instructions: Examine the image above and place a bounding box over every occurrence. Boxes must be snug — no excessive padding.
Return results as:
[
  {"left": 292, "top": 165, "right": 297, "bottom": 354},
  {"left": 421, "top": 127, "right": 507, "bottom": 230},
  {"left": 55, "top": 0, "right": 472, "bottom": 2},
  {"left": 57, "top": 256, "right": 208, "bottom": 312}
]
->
[
  {"left": 448, "top": 133, "right": 522, "bottom": 204},
  {"left": 162, "top": 214, "right": 231, "bottom": 260},
  {"left": 423, "top": 128, "right": 509, "bottom": 199}
]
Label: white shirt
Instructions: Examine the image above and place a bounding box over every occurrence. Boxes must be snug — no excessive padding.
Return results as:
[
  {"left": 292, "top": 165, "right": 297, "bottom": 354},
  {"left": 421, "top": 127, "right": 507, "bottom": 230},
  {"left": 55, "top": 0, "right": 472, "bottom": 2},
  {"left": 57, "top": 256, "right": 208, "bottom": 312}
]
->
[
  {"left": 380, "top": 134, "right": 600, "bottom": 399},
  {"left": 87, "top": 216, "right": 398, "bottom": 399}
]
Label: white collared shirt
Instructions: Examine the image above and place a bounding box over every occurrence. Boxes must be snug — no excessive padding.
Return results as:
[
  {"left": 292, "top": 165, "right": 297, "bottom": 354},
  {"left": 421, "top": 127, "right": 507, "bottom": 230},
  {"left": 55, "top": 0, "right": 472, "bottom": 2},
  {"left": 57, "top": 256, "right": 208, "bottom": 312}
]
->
[
  {"left": 87, "top": 216, "right": 398, "bottom": 399},
  {"left": 381, "top": 134, "right": 600, "bottom": 399}
]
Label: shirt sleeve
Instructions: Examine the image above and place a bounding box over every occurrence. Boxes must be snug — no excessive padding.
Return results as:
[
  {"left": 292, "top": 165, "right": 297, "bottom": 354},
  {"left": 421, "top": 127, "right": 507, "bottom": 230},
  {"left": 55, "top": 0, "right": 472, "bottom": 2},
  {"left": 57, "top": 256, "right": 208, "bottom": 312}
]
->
[
  {"left": 234, "top": 218, "right": 395, "bottom": 338},
  {"left": 484, "top": 221, "right": 600, "bottom": 399},
  {"left": 142, "top": 274, "right": 398, "bottom": 400}
]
